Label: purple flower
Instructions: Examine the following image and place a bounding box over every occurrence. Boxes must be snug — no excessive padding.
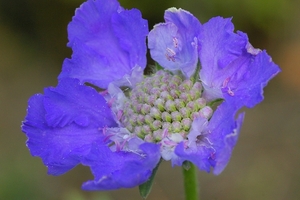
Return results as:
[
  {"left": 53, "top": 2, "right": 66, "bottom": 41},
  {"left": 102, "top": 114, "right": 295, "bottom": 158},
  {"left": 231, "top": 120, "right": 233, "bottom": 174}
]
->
[{"left": 22, "top": 0, "right": 280, "bottom": 191}]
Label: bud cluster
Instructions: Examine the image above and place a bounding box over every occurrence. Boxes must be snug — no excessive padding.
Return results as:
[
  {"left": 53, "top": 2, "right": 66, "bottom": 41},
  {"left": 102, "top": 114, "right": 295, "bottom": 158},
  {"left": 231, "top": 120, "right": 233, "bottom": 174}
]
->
[{"left": 120, "top": 70, "right": 213, "bottom": 142}]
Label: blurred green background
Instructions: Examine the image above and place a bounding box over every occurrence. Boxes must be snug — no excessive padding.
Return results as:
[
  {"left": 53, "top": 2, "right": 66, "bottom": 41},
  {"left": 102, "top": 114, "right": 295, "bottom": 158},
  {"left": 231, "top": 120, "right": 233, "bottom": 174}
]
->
[{"left": 0, "top": 0, "right": 299, "bottom": 199}]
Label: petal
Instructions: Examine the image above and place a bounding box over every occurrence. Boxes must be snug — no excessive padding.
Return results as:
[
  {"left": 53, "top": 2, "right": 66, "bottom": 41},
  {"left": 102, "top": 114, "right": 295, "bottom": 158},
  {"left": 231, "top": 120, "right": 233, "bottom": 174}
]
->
[
  {"left": 199, "top": 17, "right": 280, "bottom": 106},
  {"left": 223, "top": 50, "right": 281, "bottom": 108},
  {"left": 59, "top": 0, "right": 148, "bottom": 88},
  {"left": 109, "top": 66, "right": 144, "bottom": 89},
  {"left": 81, "top": 142, "right": 161, "bottom": 190},
  {"left": 187, "top": 117, "right": 209, "bottom": 148},
  {"left": 148, "top": 8, "right": 201, "bottom": 77},
  {"left": 206, "top": 101, "right": 245, "bottom": 175},
  {"left": 175, "top": 144, "right": 213, "bottom": 173},
  {"left": 43, "top": 78, "right": 116, "bottom": 128},
  {"left": 199, "top": 17, "right": 248, "bottom": 100},
  {"left": 21, "top": 78, "right": 117, "bottom": 175},
  {"left": 174, "top": 117, "right": 213, "bottom": 172}
]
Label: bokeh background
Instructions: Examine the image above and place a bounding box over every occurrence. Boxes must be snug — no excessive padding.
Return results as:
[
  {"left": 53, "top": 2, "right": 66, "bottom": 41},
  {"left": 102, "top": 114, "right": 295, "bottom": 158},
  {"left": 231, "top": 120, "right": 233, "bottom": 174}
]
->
[{"left": 0, "top": 0, "right": 299, "bottom": 199}]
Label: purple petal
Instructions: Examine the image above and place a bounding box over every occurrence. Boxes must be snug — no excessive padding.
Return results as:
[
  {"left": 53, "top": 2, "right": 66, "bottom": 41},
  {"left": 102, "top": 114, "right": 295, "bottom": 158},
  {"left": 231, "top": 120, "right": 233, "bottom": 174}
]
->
[
  {"left": 213, "top": 113, "right": 244, "bottom": 175},
  {"left": 174, "top": 117, "right": 213, "bottom": 172},
  {"left": 22, "top": 78, "right": 117, "bottom": 175},
  {"left": 199, "top": 17, "right": 248, "bottom": 100},
  {"left": 174, "top": 142, "right": 213, "bottom": 172},
  {"left": 148, "top": 8, "right": 201, "bottom": 77},
  {"left": 44, "top": 78, "right": 116, "bottom": 128},
  {"left": 81, "top": 142, "right": 161, "bottom": 190},
  {"left": 222, "top": 50, "right": 281, "bottom": 108},
  {"left": 59, "top": 0, "right": 148, "bottom": 88},
  {"left": 206, "top": 101, "right": 245, "bottom": 175},
  {"left": 187, "top": 117, "right": 209, "bottom": 148},
  {"left": 199, "top": 17, "right": 280, "bottom": 106}
]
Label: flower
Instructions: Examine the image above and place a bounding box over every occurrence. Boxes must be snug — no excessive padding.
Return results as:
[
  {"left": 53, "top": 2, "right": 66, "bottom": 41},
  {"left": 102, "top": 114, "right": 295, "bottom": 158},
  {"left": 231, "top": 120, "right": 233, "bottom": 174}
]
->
[{"left": 22, "top": 0, "right": 280, "bottom": 191}]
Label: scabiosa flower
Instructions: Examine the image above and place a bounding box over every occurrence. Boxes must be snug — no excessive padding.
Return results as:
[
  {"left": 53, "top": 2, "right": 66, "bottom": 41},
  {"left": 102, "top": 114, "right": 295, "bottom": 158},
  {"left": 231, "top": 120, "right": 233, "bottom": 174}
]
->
[{"left": 22, "top": 0, "right": 280, "bottom": 192}]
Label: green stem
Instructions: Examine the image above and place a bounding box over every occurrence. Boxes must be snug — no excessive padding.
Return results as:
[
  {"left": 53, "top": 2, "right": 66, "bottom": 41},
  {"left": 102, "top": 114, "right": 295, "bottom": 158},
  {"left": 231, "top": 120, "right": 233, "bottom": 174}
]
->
[{"left": 182, "top": 162, "right": 199, "bottom": 200}]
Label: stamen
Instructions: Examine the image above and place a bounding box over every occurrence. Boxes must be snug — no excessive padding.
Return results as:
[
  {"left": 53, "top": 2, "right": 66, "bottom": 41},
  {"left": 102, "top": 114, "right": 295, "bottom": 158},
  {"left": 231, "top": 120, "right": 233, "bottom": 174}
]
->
[
  {"left": 227, "top": 88, "right": 234, "bottom": 96},
  {"left": 119, "top": 136, "right": 131, "bottom": 150},
  {"left": 125, "top": 76, "right": 132, "bottom": 86},
  {"left": 116, "top": 110, "right": 123, "bottom": 121},
  {"left": 99, "top": 90, "right": 108, "bottom": 95},
  {"left": 101, "top": 126, "right": 107, "bottom": 134},
  {"left": 107, "top": 96, "right": 117, "bottom": 107},
  {"left": 103, "top": 134, "right": 114, "bottom": 142},
  {"left": 162, "top": 128, "right": 169, "bottom": 138},
  {"left": 173, "top": 37, "right": 178, "bottom": 48},
  {"left": 166, "top": 48, "right": 176, "bottom": 62},
  {"left": 163, "top": 139, "right": 176, "bottom": 146},
  {"left": 222, "top": 77, "right": 230, "bottom": 88},
  {"left": 115, "top": 140, "right": 121, "bottom": 151}
]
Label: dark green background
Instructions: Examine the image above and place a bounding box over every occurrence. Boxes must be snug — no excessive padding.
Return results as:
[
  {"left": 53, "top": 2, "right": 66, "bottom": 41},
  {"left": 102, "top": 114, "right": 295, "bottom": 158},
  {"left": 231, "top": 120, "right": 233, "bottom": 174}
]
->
[{"left": 0, "top": 0, "right": 299, "bottom": 199}]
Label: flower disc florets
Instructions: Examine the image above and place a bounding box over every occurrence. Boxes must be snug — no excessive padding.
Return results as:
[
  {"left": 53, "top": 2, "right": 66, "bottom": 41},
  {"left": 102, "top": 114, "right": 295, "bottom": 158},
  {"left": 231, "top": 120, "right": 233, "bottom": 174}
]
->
[{"left": 120, "top": 70, "right": 213, "bottom": 143}]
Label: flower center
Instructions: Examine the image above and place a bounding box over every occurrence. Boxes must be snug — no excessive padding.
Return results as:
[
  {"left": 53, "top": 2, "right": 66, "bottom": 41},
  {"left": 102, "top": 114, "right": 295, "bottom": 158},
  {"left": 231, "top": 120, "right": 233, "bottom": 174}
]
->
[{"left": 120, "top": 70, "right": 213, "bottom": 142}]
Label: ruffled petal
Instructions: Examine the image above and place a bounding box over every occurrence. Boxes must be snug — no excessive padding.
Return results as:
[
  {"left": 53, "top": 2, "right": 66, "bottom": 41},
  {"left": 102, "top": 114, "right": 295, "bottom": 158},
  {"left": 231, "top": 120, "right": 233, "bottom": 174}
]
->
[
  {"left": 59, "top": 0, "right": 148, "bottom": 88},
  {"left": 222, "top": 50, "right": 281, "bottom": 108},
  {"left": 148, "top": 8, "right": 201, "bottom": 77},
  {"left": 199, "top": 17, "right": 280, "bottom": 106},
  {"left": 81, "top": 142, "right": 161, "bottom": 190},
  {"left": 43, "top": 78, "right": 116, "bottom": 128},
  {"left": 198, "top": 17, "right": 248, "bottom": 100},
  {"left": 206, "top": 101, "right": 244, "bottom": 175},
  {"left": 21, "top": 78, "right": 117, "bottom": 175}
]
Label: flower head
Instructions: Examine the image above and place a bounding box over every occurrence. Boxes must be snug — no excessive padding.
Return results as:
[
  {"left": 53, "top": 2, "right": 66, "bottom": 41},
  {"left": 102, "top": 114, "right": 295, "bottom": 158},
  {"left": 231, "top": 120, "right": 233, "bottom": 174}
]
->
[{"left": 22, "top": 0, "right": 280, "bottom": 191}]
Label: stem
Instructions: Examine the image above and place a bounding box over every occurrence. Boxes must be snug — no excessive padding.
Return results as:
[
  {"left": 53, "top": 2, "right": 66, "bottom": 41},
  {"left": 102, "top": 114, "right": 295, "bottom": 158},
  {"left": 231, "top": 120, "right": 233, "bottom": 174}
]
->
[{"left": 182, "top": 161, "right": 199, "bottom": 200}]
